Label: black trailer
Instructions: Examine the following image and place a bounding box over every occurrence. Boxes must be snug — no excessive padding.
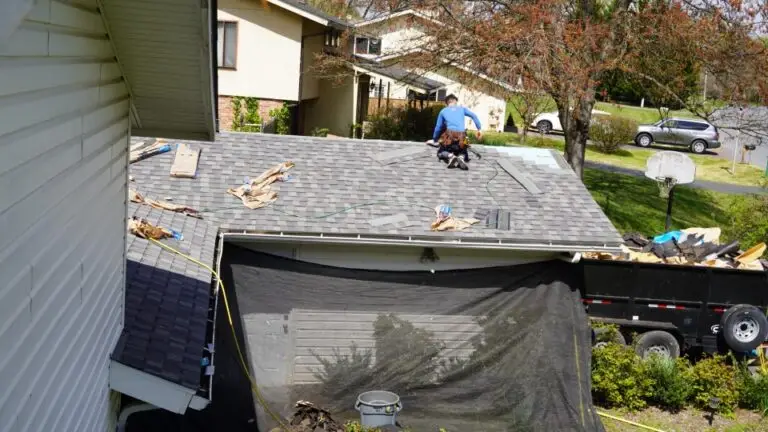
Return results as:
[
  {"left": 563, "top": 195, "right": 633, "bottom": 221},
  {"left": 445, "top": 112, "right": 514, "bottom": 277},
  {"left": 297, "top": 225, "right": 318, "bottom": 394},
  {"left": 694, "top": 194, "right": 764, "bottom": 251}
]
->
[{"left": 581, "top": 258, "right": 768, "bottom": 358}]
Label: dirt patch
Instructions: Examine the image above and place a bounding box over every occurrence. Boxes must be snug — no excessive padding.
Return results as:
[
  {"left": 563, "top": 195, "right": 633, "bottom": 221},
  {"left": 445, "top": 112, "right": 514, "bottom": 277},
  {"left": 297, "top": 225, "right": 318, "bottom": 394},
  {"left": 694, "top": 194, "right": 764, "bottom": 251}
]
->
[{"left": 600, "top": 407, "right": 768, "bottom": 432}]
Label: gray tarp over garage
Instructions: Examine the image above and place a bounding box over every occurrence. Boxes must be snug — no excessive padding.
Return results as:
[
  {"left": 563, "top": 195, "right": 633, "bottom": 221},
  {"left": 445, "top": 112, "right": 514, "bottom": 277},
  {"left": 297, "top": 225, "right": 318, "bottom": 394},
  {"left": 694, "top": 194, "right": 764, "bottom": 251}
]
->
[{"left": 221, "top": 244, "right": 605, "bottom": 432}]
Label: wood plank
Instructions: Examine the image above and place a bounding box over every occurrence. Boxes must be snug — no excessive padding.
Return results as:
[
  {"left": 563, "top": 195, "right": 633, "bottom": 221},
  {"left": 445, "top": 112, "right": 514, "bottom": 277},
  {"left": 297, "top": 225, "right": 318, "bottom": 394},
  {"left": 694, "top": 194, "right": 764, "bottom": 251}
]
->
[{"left": 169, "top": 143, "right": 200, "bottom": 178}]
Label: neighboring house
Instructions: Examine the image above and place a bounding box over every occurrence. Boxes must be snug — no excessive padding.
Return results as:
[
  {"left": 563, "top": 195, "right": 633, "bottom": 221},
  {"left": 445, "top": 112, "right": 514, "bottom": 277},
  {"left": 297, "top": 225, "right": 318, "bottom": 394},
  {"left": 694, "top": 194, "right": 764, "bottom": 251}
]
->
[
  {"left": 0, "top": 0, "right": 214, "bottom": 431},
  {"left": 129, "top": 131, "right": 623, "bottom": 431},
  {"left": 354, "top": 9, "right": 511, "bottom": 132}
]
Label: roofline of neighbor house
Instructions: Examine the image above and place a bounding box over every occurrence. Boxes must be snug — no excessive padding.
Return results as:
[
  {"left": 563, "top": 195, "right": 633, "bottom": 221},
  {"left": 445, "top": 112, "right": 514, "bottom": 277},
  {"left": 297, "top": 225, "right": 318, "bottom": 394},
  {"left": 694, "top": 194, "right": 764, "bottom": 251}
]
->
[
  {"left": 351, "top": 64, "right": 432, "bottom": 93},
  {"left": 220, "top": 232, "right": 622, "bottom": 253},
  {"left": 354, "top": 9, "right": 442, "bottom": 28},
  {"left": 267, "top": 0, "right": 347, "bottom": 28}
]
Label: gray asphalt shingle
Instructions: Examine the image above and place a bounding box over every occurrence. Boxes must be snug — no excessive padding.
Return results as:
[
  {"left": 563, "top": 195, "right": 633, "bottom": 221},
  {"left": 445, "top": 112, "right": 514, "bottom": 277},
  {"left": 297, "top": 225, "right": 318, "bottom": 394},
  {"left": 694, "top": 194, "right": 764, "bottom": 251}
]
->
[
  {"left": 129, "top": 132, "right": 622, "bottom": 248},
  {"left": 113, "top": 202, "right": 217, "bottom": 391}
]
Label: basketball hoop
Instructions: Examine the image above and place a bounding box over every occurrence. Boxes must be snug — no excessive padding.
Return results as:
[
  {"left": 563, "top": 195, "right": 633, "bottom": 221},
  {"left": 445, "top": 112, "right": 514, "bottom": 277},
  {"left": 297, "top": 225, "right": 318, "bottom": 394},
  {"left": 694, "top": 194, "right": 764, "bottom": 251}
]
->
[{"left": 656, "top": 177, "right": 677, "bottom": 199}]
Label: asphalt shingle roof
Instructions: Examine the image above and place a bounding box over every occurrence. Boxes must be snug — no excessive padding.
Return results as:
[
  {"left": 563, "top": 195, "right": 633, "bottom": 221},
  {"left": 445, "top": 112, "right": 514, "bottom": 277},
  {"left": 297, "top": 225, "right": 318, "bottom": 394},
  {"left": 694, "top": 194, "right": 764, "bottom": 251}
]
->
[
  {"left": 128, "top": 132, "right": 622, "bottom": 249},
  {"left": 113, "top": 203, "right": 217, "bottom": 390}
]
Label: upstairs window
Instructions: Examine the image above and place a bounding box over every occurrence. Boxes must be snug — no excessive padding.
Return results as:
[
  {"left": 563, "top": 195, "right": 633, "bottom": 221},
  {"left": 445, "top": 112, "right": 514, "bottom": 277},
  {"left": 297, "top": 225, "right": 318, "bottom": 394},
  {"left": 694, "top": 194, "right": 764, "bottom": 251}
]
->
[
  {"left": 355, "top": 37, "right": 381, "bottom": 55},
  {"left": 429, "top": 89, "right": 447, "bottom": 101},
  {"left": 217, "top": 21, "right": 237, "bottom": 69}
]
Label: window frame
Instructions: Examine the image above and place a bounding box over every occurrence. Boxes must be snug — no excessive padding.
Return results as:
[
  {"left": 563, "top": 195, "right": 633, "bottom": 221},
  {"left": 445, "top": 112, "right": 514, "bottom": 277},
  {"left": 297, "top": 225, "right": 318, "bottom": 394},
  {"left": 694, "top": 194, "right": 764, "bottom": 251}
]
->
[
  {"left": 355, "top": 36, "right": 382, "bottom": 55},
  {"left": 324, "top": 29, "right": 341, "bottom": 48},
  {"left": 217, "top": 20, "right": 238, "bottom": 70}
]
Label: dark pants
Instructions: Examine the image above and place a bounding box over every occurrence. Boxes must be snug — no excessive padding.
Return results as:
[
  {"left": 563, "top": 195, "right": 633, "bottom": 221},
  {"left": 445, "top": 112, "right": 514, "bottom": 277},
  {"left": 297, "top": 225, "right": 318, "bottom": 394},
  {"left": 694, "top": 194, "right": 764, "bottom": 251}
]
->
[{"left": 437, "top": 130, "right": 470, "bottom": 162}]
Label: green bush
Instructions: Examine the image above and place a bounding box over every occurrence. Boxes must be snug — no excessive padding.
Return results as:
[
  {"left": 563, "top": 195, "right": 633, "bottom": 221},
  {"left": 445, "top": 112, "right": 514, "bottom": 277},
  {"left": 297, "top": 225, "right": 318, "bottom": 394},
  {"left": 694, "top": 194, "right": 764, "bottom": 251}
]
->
[
  {"left": 365, "top": 105, "right": 442, "bottom": 141},
  {"left": 645, "top": 355, "right": 693, "bottom": 411},
  {"left": 689, "top": 355, "right": 739, "bottom": 414},
  {"left": 724, "top": 192, "right": 768, "bottom": 258},
  {"left": 589, "top": 116, "right": 638, "bottom": 154},
  {"left": 268, "top": 103, "right": 291, "bottom": 135},
  {"left": 591, "top": 343, "right": 654, "bottom": 411},
  {"left": 310, "top": 127, "right": 330, "bottom": 137},
  {"left": 738, "top": 366, "right": 768, "bottom": 415},
  {"left": 231, "top": 96, "right": 262, "bottom": 132}
]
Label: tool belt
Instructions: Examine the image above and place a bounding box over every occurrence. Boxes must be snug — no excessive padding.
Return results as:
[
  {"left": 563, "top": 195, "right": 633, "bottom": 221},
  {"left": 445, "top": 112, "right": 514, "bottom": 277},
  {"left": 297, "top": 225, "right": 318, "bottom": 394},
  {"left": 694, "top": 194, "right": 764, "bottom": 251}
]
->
[{"left": 439, "top": 130, "right": 468, "bottom": 149}]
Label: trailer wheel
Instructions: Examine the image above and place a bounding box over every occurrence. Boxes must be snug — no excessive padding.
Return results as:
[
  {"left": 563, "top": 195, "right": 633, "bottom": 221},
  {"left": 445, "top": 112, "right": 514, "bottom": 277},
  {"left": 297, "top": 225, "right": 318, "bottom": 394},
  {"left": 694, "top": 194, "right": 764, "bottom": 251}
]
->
[
  {"left": 593, "top": 327, "right": 626, "bottom": 348},
  {"left": 635, "top": 330, "right": 680, "bottom": 359},
  {"left": 722, "top": 305, "right": 768, "bottom": 353}
]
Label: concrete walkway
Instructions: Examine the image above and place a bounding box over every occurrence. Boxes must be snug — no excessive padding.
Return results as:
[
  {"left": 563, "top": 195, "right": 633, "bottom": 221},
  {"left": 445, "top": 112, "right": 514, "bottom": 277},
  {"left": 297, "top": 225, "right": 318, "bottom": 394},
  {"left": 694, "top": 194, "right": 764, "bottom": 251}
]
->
[{"left": 586, "top": 161, "right": 764, "bottom": 195}]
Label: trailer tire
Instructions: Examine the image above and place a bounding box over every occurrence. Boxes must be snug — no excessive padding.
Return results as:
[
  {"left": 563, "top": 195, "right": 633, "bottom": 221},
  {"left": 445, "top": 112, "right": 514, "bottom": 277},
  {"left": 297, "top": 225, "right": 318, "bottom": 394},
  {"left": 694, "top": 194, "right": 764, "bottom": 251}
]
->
[
  {"left": 635, "top": 330, "right": 680, "bottom": 359},
  {"left": 593, "top": 327, "right": 626, "bottom": 348},
  {"left": 722, "top": 305, "right": 768, "bottom": 353}
]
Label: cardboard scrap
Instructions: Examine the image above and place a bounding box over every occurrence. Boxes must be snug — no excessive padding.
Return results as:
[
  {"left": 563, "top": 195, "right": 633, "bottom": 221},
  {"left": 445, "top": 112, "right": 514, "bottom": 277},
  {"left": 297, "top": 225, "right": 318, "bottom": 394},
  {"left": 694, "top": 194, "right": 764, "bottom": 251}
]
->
[
  {"left": 129, "top": 189, "right": 202, "bottom": 219},
  {"left": 227, "top": 162, "right": 294, "bottom": 209},
  {"left": 128, "top": 217, "right": 174, "bottom": 240},
  {"left": 170, "top": 143, "right": 201, "bottom": 178},
  {"left": 430, "top": 205, "right": 479, "bottom": 232},
  {"left": 736, "top": 243, "right": 767, "bottom": 265},
  {"left": 681, "top": 227, "right": 721, "bottom": 245}
]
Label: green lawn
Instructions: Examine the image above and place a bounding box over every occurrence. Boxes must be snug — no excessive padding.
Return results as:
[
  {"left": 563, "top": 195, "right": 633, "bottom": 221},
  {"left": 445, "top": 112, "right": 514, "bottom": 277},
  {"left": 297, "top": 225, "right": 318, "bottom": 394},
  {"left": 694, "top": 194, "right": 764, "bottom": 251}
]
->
[
  {"left": 504, "top": 98, "right": 697, "bottom": 128},
  {"left": 584, "top": 169, "right": 731, "bottom": 236},
  {"left": 476, "top": 132, "right": 766, "bottom": 187}
]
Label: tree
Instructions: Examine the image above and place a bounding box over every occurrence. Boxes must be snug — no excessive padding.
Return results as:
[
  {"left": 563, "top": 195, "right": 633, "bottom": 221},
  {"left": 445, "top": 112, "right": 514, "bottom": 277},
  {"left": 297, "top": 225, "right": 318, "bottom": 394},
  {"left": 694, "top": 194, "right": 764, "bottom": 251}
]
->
[
  {"left": 318, "top": 0, "right": 768, "bottom": 178},
  {"left": 508, "top": 89, "right": 556, "bottom": 145}
]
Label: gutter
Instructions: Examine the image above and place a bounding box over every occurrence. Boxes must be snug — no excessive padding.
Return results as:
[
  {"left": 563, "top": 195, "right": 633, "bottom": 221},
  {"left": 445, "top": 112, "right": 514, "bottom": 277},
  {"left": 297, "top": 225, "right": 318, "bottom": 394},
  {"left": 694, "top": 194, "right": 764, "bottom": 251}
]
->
[
  {"left": 221, "top": 231, "right": 621, "bottom": 253},
  {"left": 208, "top": 233, "right": 226, "bottom": 401}
]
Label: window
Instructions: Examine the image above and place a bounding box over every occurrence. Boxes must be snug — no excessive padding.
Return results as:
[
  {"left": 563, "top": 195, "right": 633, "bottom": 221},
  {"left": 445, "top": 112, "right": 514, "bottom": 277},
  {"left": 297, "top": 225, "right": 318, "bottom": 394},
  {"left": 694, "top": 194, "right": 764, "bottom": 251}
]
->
[
  {"left": 324, "top": 30, "right": 340, "bottom": 48},
  {"left": 678, "top": 120, "right": 710, "bottom": 131},
  {"left": 428, "top": 89, "right": 447, "bottom": 101},
  {"left": 661, "top": 120, "right": 678, "bottom": 129},
  {"left": 355, "top": 37, "right": 382, "bottom": 55},
  {"left": 217, "top": 21, "right": 237, "bottom": 69}
]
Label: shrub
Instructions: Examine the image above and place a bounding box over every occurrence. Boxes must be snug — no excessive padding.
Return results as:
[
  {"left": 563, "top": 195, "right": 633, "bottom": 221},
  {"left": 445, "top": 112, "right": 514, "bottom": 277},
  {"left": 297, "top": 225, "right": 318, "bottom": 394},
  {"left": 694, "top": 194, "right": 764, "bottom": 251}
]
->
[
  {"left": 738, "top": 366, "right": 768, "bottom": 415},
  {"left": 231, "top": 96, "right": 262, "bottom": 132},
  {"left": 310, "top": 127, "right": 330, "bottom": 137},
  {"left": 268, "top": 103, "right": 291, "bottom": 135},
  {"left": 365, "top": 106, "right": 442, "bottom": 141},
  {"left": 644, "top": 355, "right": 693, "bottom": 411},
  {"left": 689, "top": 355, "right": 739, "bottom": 414},
  {"left": 724, "top": 192, "right": 768, "bottom": 258},
  {"left": 591, "top": 343, "right": 654, "bottom": 411},
  {"left": 589, "top": 116, "right": 637, "bottom": 154}
]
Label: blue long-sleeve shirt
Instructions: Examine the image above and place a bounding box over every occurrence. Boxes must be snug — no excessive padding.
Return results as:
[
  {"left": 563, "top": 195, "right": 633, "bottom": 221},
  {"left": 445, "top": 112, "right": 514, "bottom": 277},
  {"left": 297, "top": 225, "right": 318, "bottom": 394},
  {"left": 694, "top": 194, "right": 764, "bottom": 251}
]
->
[{"left": 432, "top": 106, "right": 482, "bottom": 141}]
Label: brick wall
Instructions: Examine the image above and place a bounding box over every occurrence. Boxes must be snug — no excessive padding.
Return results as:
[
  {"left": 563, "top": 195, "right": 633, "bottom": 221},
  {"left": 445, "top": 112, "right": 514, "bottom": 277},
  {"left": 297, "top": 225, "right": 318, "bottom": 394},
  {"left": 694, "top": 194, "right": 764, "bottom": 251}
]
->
[{"left": 217, "top": 96, "right": 286, "bottom": 131}]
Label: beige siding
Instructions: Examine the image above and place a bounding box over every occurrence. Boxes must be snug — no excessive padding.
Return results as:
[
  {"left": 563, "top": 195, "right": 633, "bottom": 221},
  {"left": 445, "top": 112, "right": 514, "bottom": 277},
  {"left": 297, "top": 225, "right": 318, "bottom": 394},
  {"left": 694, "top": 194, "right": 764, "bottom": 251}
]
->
[
  {"left": 218, "top": 0, "right": 303, "bottom": 101},
  {"left": 302, "top": 75, "right": 355, "bottom": 136},
  {"left": 300, "top": 20, "right": 326, "bottom": 101},
  {"left": 0, "top": 1, "right": 127, "bottom": 431}
]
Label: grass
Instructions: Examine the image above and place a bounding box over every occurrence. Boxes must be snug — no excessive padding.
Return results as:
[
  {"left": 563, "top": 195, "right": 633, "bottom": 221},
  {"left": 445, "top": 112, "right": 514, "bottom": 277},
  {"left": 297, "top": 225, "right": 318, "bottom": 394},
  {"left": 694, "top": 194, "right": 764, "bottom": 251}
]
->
[
  {"left": 600, "top": 407, "right": 768, "bottom": 432},
  {"left": 504, "top": 97, "right": 697, "bottom": 128},
  {"left": 476, "top": 132, "right": 766, "bottom": 187},
  {"left": 584, "top": 169, "right": 732, "bottom": 236}
]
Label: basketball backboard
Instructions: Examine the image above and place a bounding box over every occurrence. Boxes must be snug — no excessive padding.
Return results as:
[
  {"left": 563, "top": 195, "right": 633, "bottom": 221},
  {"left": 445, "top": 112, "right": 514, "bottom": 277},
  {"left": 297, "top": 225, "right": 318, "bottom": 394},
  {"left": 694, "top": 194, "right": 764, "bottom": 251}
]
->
[{"left": 644, "top": 151, "right": 696, "bottom": 185}]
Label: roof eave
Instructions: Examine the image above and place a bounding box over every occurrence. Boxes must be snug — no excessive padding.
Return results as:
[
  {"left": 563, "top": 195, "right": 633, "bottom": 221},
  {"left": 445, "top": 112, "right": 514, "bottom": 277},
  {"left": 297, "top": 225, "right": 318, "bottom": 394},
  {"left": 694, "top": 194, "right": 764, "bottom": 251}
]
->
[{"left": 221, "top": 231, "right": 623, "bottom": 253}]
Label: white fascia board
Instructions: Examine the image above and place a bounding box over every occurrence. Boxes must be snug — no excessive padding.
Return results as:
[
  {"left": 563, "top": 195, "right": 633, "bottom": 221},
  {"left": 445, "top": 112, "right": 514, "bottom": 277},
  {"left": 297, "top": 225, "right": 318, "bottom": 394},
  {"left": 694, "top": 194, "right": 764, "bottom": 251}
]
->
[
  {"left": 109, "top": 360, "right": 210, "bottom": 415},
  {"left": 267, "top": 0, "right": 330, "bottom": 26}
]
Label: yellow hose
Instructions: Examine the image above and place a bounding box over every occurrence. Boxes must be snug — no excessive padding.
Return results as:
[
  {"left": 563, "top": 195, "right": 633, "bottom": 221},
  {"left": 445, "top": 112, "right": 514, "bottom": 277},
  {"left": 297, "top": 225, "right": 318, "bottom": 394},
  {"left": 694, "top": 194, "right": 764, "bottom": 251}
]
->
[
  {"left": 148, "top": 238, "right": 288, "bottom": 430},
  {"left": 596, "top": 410, "right": 667, "bottom": 432}
]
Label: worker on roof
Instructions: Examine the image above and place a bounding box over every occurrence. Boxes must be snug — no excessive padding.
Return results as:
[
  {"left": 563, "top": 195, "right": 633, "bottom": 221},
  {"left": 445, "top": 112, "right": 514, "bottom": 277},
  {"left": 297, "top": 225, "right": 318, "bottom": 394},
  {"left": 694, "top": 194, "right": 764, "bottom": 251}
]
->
[{"left": 428, "top": 94, "right": 482, "bottom": 170}]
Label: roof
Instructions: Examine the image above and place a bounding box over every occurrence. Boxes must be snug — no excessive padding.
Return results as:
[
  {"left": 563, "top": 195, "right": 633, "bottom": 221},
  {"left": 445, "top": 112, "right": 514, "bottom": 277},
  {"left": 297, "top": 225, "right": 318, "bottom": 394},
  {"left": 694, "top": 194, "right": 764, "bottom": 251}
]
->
[
  {"left": 354, "top": 59, "right": 444, "bottom": 91},
  {"left": 101, "top": 0, "right": 216, "bottom": 140},
  {"left": 112, "top": 203, "right": 217, "bottom": 390},
  {"left": 128, "top": 133, "right": 622, "bottom": 250},
  {"left": 268, "top": 0, "right": 349, "bottom": 28},
  {"left": 354, "top": 9, "right": 442, "bottom": 28}
]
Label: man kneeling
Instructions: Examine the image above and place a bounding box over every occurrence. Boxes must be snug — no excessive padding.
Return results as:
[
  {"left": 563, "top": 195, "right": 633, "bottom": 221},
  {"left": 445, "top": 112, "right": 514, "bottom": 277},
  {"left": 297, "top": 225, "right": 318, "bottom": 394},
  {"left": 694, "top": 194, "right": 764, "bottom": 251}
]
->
[{"left": 428, "top": 94, "right": 482, "bottom": 170}]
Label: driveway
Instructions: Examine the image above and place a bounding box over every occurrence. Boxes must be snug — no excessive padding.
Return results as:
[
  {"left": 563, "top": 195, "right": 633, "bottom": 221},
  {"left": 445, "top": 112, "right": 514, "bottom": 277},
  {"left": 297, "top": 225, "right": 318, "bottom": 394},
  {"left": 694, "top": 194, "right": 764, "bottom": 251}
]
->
[{"left": 710, "top": 107, "right": 768, "bottom": 170}]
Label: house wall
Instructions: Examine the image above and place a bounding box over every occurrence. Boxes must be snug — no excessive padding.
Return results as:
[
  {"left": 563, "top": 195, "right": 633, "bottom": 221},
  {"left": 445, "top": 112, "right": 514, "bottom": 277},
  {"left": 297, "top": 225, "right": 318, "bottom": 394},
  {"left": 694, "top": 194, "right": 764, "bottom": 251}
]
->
[
  {"left": 357, "top": 15, "right": 427, "bottom": 59},
  {"left": 0, "top": 1, "right": 128, "bottom": 431},
  {"left": 217, "top": 95, "right": 285, "bottom": 131},
  {"left": 218, "top": 0, "right": 303, "bottom": 101},
  {"left": 302, "top": 75, "right": 356, "bottom": 137},
  {"left": 300, "top": 20, "right": 326, "bottom": 101}
]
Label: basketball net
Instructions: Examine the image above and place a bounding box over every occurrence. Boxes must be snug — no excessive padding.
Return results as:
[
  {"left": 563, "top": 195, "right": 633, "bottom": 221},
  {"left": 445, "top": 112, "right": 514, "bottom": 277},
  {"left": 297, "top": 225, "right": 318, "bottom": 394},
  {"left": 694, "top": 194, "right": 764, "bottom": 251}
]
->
[{"left": 656, "top": 177, "right": 677, "bottom": 199}]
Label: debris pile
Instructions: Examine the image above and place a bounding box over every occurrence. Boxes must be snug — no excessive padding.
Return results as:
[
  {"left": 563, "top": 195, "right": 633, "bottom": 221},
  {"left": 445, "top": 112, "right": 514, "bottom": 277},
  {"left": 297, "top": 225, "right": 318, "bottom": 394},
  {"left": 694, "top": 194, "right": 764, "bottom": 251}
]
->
[
  {"left": 269, "top": 401, "right": 345, "bottom": 432},
  {"left": 430, "top": 204, "right": 480, "bottom": 231},
  {"left": 228, "top": 161, "right": 294, "bottom": 209},
  {"left": 584, "top": 227, "right": 767, "bottom": 271},
  {"left": 128, "top": 217, "right": 182, "bottom": 241},
  {"left": 129, "top": 189, "right": 202, "bottom": 219}
]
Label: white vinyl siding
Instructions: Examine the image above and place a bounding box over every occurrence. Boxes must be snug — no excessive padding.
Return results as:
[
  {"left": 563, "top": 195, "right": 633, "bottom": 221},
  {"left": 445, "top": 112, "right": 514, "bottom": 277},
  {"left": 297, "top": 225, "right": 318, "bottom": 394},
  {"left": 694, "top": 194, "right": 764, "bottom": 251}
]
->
[{"left": 0, "top": 1, "right": 128, "bottom": 431}]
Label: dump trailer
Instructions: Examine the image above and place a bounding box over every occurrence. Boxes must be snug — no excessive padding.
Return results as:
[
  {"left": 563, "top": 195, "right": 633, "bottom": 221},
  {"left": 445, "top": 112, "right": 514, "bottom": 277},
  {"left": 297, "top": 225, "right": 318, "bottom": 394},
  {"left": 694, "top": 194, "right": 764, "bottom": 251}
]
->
[{"left": 581, "top": 258, "right": 768, "bottom": 358}]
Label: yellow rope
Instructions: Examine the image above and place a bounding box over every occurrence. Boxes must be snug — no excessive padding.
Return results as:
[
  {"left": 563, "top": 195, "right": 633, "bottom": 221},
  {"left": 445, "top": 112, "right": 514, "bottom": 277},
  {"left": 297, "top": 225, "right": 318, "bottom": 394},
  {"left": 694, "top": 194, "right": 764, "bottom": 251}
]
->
[
  {"left": 596, "top": 410, "right": 667, "bottom": 432},
  {"left": 148, "top": 238, "right": 288, "bottom": 430}
]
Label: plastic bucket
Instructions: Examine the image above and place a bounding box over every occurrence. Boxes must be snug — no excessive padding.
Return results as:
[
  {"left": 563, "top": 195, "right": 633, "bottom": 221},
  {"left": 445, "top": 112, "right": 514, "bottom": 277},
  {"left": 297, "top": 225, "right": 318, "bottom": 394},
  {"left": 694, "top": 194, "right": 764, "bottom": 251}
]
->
[{"left": 355, "top": 390, "right": 402, "bottom": 427}]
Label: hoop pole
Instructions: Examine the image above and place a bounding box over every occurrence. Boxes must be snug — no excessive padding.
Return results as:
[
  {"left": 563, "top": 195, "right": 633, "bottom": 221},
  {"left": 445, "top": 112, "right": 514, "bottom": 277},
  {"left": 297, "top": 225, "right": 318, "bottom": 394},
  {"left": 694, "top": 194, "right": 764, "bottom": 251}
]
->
[{"left": 665, "top": 186, "right": 675, "bottom": 232}]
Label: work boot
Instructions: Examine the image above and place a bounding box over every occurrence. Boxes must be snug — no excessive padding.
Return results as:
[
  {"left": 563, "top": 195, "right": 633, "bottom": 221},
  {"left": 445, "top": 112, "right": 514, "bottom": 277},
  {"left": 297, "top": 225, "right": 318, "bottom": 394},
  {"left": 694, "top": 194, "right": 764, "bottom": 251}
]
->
[
  {"left": 455, "top": 157, "right": 468, "bottom": 170},
  {"left": 447, "top": 155, "right": 458, "bottom": 168}
]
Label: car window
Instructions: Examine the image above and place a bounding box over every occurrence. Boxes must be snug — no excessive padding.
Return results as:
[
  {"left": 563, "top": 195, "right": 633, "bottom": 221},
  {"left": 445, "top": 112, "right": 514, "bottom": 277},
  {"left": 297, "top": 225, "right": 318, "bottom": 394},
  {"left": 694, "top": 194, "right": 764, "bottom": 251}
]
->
[
  {"left": 678, "top": 121, "right": 710, "bottom": 131},
  {"left": 661, "top": 120, "right": 678, "bottom": 128}
]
